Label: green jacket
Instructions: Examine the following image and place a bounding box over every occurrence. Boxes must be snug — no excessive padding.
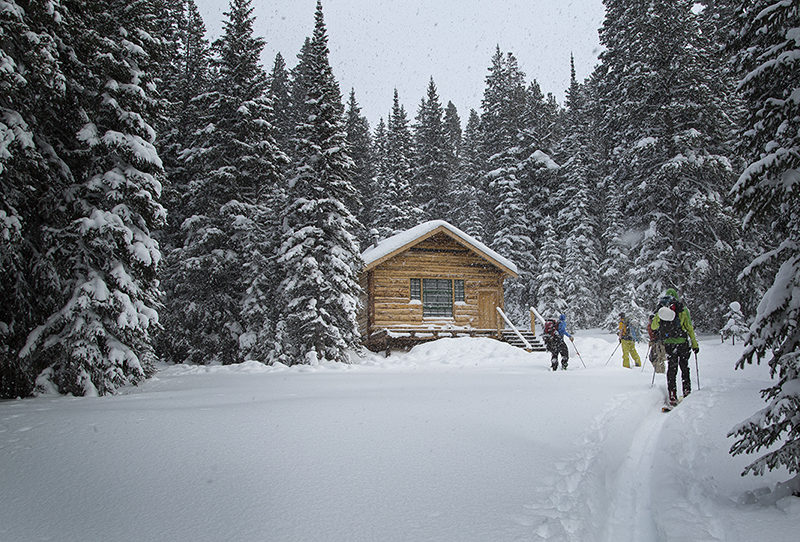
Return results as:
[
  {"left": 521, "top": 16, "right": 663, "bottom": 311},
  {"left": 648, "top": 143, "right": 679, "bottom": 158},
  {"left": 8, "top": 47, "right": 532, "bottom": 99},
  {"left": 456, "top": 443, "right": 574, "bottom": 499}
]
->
[{"left": 651, "top": 289, "right": 699, "bottom": 349}]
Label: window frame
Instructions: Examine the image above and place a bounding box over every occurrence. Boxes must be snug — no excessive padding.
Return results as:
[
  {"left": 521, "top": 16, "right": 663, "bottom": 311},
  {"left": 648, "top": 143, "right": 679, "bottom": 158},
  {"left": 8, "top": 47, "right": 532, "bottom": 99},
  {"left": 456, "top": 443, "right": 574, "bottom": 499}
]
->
[{"left": 409, "top": 278, "right": 465, "bottom": 318}]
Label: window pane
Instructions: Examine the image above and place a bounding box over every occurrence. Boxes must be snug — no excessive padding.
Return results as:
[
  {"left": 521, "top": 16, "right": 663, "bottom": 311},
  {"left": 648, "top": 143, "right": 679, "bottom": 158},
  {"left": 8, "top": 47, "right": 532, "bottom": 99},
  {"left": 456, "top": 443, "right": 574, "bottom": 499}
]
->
[
  {"left": 423, "top": 278, "right": 453, "bottom": 317},
  {"left": 454, "top": 280, "right": 464, "bottom": 302},
  {"left": 410, "top": 278, "right": 420, "bottom": 300}
]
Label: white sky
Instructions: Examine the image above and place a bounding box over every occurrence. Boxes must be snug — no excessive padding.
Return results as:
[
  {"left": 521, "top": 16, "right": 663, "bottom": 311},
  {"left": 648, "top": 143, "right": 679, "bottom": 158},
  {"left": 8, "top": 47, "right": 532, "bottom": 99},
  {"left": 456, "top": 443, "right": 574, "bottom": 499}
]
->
[{"left": 193, "top": 0, "right": 606, "bottom": 125}]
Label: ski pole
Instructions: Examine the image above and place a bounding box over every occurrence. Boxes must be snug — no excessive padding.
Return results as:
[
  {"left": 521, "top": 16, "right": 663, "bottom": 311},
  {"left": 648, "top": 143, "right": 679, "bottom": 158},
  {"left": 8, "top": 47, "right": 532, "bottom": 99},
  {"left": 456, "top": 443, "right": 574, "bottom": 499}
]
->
[
  {"left": 650, "top": 364, "right": 657, "bottom": 388},
  {"left": 694, "top": 350, "right": 700, "bottom": 390},
  {"left": 642, "top": 343, "right": 651, "bottom": 372},
  {"left": 570, "top": 339, "right": 587, "bottom": 368},
  {"left": 604, "top": 342, "right": 621, "bottom": 366}
]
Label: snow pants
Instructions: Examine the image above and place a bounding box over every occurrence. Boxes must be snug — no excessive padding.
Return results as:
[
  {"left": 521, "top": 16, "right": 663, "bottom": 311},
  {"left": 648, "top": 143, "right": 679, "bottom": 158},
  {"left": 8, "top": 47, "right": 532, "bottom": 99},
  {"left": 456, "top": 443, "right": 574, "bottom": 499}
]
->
[
  {"left": 621, "top": 339, "right": 641, "bottom": 368},
  {"left": 649, "top": 341, "right": 666, "bottom": 373},
  {"left": 547, "top": 338, "right": 569, "bottom": 370},
  {"left": 665, "top": 341, "right": 691, "bottom": 397}
]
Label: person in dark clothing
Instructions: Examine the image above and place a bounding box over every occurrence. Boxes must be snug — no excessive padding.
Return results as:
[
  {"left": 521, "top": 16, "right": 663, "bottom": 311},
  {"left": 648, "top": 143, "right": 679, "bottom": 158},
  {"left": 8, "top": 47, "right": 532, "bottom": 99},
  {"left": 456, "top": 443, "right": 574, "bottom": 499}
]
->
[
  {"left": 650, "top": 288, "right": 699, "bottom": 406},
  {"left": 544, "top": 314, "right": 573, "bottom": 371}
]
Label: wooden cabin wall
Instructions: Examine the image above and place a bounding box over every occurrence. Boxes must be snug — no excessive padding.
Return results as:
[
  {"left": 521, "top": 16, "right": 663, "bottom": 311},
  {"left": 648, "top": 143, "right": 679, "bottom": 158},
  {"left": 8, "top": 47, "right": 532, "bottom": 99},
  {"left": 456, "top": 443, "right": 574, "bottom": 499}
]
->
[
  {"left": 357, "top": 271, "right": 371, "bottom": 337},
  {"left": 363, "top": 233, "right": 507, "bottom": 331}
]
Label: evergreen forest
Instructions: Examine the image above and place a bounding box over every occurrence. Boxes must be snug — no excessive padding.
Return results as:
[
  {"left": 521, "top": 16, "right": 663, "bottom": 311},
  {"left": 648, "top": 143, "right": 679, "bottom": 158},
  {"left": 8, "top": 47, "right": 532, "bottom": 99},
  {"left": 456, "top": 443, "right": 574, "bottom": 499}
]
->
[{"left": 1, "top": 0, "right": 797, "bottom": 466}]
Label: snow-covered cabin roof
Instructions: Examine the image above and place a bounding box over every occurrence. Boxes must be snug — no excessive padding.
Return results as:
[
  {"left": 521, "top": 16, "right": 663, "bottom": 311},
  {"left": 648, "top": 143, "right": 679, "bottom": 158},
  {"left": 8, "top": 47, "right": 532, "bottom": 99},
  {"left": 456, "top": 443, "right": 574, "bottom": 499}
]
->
[{"left": 361, "top": 220, "right": 519, "bottom": 277}]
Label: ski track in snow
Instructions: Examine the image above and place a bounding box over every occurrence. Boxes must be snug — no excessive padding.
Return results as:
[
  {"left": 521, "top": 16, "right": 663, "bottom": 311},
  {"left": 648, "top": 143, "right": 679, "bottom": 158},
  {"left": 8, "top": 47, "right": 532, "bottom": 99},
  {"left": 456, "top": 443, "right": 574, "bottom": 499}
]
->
[
  {"left": 510, "top": 391, "right": 651, "bottom": 542},
  {"left": 602, "top": 409, "right": 665, "bottom": 542},
  {"left": 652, "top": 387, "right": 730, "bottom": 542}
]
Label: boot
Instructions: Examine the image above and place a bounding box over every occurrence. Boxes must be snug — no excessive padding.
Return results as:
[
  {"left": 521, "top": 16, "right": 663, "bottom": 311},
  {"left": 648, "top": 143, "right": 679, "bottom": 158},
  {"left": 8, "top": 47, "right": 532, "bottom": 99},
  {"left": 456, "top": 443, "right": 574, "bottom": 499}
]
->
[
  {"left": 551, "top": 360, "right": 558, "bottom": 371},
  {"left": 668, "top": 390, "right": 678, "bottom": 407}
]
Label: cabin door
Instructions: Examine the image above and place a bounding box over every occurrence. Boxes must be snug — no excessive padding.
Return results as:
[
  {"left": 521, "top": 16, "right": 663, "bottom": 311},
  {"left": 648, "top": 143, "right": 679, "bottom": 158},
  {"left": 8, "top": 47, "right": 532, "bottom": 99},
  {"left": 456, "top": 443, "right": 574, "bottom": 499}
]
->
[{"left": 478, "top": 290, "right": 499, "bottom": 330}]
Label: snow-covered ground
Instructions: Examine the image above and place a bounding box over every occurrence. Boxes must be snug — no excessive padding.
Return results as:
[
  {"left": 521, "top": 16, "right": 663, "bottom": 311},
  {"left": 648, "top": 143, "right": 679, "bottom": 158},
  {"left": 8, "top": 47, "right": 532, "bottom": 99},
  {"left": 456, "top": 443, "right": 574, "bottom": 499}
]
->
[{"left": 1, "top": 331, "right": 798, "bottom": 541}]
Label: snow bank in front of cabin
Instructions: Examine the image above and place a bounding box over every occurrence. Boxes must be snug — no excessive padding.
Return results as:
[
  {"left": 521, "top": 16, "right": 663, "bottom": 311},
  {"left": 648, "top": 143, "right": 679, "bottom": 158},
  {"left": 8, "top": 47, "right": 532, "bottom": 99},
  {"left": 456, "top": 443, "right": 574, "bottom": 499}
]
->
[{"left": 0, "top": 332, "right": 797, "bottom": 542}]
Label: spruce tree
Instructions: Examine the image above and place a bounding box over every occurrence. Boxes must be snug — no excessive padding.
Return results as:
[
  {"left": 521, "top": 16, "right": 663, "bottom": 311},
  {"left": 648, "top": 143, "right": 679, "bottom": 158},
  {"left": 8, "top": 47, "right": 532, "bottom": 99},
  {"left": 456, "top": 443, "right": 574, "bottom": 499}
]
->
[
  {"left": 344, "top": 89, "right": 374, "bottom": 246},
  {"left": 594, "top": 0, "right": 741, "bottom": 326},
  {"left": 275, "top": 1, "right": 362, "bottom": 365},
  {"left": 557, "top": 59, "right": 601, "bottom": 328},
  {"left": 536, "top": 217, "right": 567, "bottom": 319},
  {"left": 728, "top": 0, "right": 800, "bottom": 485},
  {"left": 1, "top": 0, "right": 70, "bottom": 397},
  {"left": 413, "top": 78, "right": 450, "bottom": 221},
  {"left": 720, "top": 301, "right": 747, "bottom": 345},
  {"left": 19, "top": 0, "right": 166, "bottom": 395},
  {"left": 480, "top": 48, "right": 536, "bottom": 323},
  {"left": 166, "top": 0, "right": 285, "bottom": 365},
  {"left": 370, "top": 117, "right": 393, "bottom": 239},
  {"left": 443, "top": 101, "right": 462, "bottom": 168},
  {"left": 267, "top": 52, "right": 293, "bottom": 157},
  {"left": 599, "top": 200, "right": 635, "bottom": 331},
  {"left": 449, "top": 109, "right": 486, "bottom": 240},
  {"left": 377, "top": 89, "right": 420, "bottom": 234},
  {"left": 156, "top": 0, "right": 212, "bottom": 246}
]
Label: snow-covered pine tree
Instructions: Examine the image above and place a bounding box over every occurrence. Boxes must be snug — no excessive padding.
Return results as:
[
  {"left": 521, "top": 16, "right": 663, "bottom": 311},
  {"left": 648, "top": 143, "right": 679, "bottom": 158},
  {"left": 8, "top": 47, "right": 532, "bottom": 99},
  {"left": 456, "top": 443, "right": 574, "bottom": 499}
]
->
[
  {"left": 594, "top": 0, "right": 741, "bottom": 327},
  {"left": 480, "top": 48, "right": 536, "bottom": 323},
  {"left": 519, "top": 80, "right": 559, "bottom": 230},
  {"left": 720, "top": 301, "right": 747, "bottom": 345},
  {"left": 535, "top": 216, "right": 567, "bottom": 319},
  {"left": 0, "top": 0, "right": 70, "bottom": 397},
  {"left": 267, "top": 52, "right": 294, "bottom": 158},
  {"left": 377, "top": 89, "right": 421, "bottom": 234},
  {"left": 18, "top": 0, "right": 166, "bottom": 395},
  {"left": 449, "top": 109, "right": 487, "bottom": 241},
  {"left": 727, "top": 0, "right": 800, "bottom": 487},
  {"left": 443, "top": 101, "right": 462, "bottom": 169},
  {"left": 557, "top": 57, "right": 601, "bottom": 328},
  {"left": 369, "top": 117, "right": 393, "bottom": 239},
  {"left": 149, "top": 0, "right": 215, "bottom": 365},
  {"left": 155, "top": 0, "right": 212, "bottom": 245},
  {"left": 413, "top": 78, "right": 451, "bottom": 222},
  {"left": 599, "top": 199, "right": 637, "bottom": 331},
  {"left": 166, "top": 0, "right": 285, "bottom": 365},
  {"left": 344, "top": 89, "right": 374, "bottom": 247},
  {"left": 275, "top": 0, "right": 363, "bottom": 365}
]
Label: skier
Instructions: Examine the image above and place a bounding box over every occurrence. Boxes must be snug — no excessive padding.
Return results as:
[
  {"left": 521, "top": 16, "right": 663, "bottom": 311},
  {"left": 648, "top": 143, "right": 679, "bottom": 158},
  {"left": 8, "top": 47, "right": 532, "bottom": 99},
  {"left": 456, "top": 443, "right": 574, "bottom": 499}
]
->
[
  {"left": 544, "top": 314, "right": 573, "bottom": 371},
  {"left": 647, "top": 313, "right": 666, "bottom": 373},
  {"left": 617, "top": 312, "right": 641, "bottom": 368},
  {"left": 650, "top": 288, "right": 699, "bottom": 407}
]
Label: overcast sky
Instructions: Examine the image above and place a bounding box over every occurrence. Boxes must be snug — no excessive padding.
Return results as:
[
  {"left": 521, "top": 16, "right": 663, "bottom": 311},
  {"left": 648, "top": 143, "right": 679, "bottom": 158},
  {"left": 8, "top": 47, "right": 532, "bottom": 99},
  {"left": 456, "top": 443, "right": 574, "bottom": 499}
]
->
[{"left": 193, "top": 0, "right": 607, "bottom": 125}]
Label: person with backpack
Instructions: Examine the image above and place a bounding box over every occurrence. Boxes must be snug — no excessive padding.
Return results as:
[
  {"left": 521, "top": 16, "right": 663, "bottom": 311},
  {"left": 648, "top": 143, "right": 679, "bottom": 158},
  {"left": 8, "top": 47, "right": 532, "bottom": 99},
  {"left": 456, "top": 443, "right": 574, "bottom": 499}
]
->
[
  {"left": 617, "top": 312, "right": 641, "bottom": 368},
  {"left": 650, "top": 288, "right": 699, "bottom": 406},
  {"left": 544, "top": 314, "right": 573, "bottom": 371}
]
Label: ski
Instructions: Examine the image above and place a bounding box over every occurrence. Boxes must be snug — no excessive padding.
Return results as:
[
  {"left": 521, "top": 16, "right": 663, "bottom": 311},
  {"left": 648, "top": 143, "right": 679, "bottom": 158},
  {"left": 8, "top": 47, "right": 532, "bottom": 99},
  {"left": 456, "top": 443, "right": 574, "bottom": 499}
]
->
[{"left": 662, "top": 398, "right": 682, "bottom": 412}]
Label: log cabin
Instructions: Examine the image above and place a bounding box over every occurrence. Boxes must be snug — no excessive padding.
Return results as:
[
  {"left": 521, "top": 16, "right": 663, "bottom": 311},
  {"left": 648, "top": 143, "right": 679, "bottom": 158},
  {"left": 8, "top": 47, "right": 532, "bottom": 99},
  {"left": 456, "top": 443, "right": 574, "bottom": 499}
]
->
[{"left": 359, "top": 220, "right": 519, "bottom": 352}]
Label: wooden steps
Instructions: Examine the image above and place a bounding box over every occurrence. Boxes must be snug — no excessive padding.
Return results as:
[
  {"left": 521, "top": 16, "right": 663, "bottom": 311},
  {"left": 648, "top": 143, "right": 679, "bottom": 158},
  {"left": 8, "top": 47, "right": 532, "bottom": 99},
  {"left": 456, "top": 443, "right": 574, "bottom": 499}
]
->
[{"left": 500, "top": 329, "right": 548, "bottom": 352}]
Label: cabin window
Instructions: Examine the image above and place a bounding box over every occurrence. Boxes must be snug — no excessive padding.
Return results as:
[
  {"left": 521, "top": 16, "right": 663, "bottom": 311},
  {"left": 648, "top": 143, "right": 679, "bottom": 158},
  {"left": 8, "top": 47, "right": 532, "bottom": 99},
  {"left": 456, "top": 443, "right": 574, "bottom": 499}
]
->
[
  {"left": 422, "top": 278, "right": 454, "bottom": 317},
  {"left": 410, "top": 278, "right": 421, "bottom": 301},
  {"left": 454, "top": 279, "right": 465, "bottom": 302}
]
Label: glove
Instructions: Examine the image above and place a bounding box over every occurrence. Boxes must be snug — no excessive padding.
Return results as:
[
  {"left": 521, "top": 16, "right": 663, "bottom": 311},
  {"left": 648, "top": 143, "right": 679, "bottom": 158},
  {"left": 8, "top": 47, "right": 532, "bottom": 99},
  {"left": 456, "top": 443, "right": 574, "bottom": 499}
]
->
[
  {"left": 692, "top": 346, "right": 699, "bottom": 354},
  {"left": 570, "top": 336, "right": 574, "bottom": 342}
]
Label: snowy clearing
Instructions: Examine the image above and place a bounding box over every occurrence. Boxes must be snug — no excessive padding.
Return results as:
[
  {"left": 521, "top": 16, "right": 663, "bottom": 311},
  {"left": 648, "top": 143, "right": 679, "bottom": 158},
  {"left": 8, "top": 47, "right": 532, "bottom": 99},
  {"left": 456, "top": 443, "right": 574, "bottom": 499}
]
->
[{"left": 1, "top": 331, "right": 798, "bottom": 541}]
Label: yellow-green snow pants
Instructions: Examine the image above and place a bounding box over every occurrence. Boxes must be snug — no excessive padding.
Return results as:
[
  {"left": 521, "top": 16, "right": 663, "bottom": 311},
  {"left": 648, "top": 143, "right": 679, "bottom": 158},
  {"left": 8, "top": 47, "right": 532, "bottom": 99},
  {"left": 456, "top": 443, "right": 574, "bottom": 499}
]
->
[{"left": 621, "top": 339, "right": 641, "bottom": 368}]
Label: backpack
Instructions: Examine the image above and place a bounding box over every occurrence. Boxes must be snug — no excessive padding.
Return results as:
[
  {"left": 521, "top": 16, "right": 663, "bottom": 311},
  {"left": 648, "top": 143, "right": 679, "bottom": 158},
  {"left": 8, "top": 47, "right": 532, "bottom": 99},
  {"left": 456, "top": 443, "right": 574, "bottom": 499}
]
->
[
  {"left": 543, "top": 319, "right": 558, "bottom": 338},
  {"left": 630, "top": 322, "right": 641, "bottom": 342},
  {"left": 620, "top": 317, "right": 636, "bottom": 341},
  {"left": 658, "top": 299, "right": 686, "bottom": 340},
  {"left": 647, "top": 319, "right": 657, "bottom": 341}
]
